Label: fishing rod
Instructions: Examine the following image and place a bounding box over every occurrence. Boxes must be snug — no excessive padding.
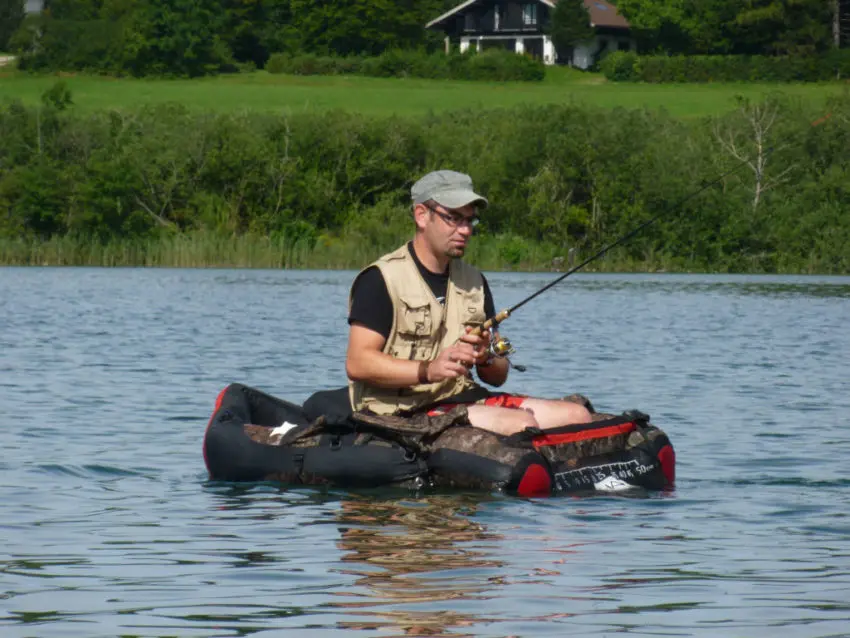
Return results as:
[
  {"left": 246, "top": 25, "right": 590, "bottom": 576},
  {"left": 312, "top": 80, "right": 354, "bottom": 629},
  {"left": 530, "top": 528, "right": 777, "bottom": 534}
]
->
[{"left": 479, "top": 110, "right": 833, "bottom": 339}]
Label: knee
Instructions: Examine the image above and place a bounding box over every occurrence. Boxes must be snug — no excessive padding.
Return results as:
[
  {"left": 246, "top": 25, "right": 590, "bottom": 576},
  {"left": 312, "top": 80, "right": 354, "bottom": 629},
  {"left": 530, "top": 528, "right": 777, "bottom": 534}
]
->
[
  {"left": 568, "top": 403, "right": 592, "bottom": 424},
  {"left": 489, "top": 408, "right": 539, "bottom": 436},
  {"left": 515, "top": 408, "right": 539, "bottom": 431}
]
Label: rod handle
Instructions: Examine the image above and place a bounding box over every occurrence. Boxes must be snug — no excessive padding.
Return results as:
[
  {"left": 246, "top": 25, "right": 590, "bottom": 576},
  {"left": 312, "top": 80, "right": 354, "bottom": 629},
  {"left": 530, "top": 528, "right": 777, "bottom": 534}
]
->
[{"left": 469, "top": 309, "right": 511, "bottom": 335}]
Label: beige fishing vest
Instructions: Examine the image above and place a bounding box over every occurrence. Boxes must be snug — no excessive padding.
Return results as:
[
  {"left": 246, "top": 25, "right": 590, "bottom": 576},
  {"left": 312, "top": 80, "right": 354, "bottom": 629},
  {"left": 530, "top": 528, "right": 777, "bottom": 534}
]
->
[{"left": 348, "top": 244, "right": 486, "bottom": 415}]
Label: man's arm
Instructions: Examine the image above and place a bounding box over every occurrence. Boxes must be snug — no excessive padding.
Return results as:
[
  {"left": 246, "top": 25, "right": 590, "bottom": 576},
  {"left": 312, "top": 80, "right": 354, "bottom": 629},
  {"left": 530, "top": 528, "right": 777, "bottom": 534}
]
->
[
  {"left": 476, "top": 340, "right": 509, "bottom": 386},
  {"left": 346, "top": 324, "right": 422, "bottom": 388},
  {"left": 473, "top": 276, "right": 509, "bottom": 386},
  {"left": 346, "top": 323, "right": 474, "bottom": 387}
]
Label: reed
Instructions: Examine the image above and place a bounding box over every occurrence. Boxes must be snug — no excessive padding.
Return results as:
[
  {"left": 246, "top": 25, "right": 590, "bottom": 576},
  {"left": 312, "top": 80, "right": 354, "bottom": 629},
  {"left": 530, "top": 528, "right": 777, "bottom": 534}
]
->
[{"left": 0, "top": 231, "right": 657, "bottom": 271}]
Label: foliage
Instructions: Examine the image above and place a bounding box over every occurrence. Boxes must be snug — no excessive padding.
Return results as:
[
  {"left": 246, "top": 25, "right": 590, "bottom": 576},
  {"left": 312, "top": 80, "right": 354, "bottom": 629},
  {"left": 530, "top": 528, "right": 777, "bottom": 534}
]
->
[
  {"left": 1, "top": 96, "right": 849, "bottom": 272},
  {"left": 41, "top": 80, "right": 73, "bottom": 110},
  {"left": 600, "top": 50, "right": 850, "bottom": 82},
  {"left": 11, "top": 0, "right": 451, "bottom": 75},
  {"left": 118, "top": 0, "right": 232, "bottom": 77},
  {"left": 548, "top": 0, "right": 594, "bottom": 64},
  {"left": 265, "top": 49, "right": 545, "bottom": 82},
  {"left": 282, "top": 0, "right": 445, "bottom": 57},
  {"left": 0, "top": 0, "right": 25, "bottom": 52},
  {"left": 617, "top": 0, "right": 834, "bottom": 55},
  {"left": 735, "top": 0, "right": 834, "bottom": 56}
]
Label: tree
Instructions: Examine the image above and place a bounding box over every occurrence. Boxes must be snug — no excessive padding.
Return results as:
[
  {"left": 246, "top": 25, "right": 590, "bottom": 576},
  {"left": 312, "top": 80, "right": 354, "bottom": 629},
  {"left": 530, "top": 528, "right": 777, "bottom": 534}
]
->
[
  {"left": 735, "top": 0, "right": 833, "bottom": 55},
  {"left": 619, "top": 0, "right": 834, "bottom": 55},
  {"left": 713, "top": 97, "right": 794, "bottom": 211},
  {"left": 119, "top": 0, "right": 231, "bottom": 76},
  {"left": 284, "top": 0, "right": 446, "bottom": 57},
  {"left": 616, "top": 0, "right": 740, "bottom": 54},
  {"left": 549, "top": 0, "right": 594, "bottom": 65},
  {"left": 0, "top": 0, "right": 25, "bottom": 52}
]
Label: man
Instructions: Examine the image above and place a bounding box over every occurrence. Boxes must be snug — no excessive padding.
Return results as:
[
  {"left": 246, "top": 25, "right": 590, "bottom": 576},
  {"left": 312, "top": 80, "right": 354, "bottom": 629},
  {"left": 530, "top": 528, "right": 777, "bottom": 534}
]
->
[{"left": 346, "top": 169, "right": 591, "bottom": 435}]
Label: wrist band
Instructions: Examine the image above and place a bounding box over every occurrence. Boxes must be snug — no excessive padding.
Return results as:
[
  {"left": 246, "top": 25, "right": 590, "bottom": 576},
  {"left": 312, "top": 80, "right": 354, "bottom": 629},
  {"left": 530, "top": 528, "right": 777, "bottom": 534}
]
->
[{"left": 418, "top": 360, "right": 429, "bottom": 383}]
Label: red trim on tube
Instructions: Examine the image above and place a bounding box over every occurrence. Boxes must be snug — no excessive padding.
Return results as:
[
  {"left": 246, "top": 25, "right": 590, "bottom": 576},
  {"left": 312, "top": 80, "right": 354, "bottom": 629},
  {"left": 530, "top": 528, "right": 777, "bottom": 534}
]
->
[
  {"left": 657, "top": 444, "right": 675, "bottom": 485},
  {"left": 202, "top": 386, "right": 230, "bottom": 474},
  {"left": 516, "top": 463, "right": 552, "bottom": 497},
  {"left": 532, "top": 422, "right": 635, "bottom": 448}
]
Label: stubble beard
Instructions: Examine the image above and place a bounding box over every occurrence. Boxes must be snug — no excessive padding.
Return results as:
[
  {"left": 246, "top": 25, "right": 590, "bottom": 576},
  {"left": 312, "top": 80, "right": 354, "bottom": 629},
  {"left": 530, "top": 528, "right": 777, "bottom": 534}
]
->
[{"left": 446, "top": 246, "right": 465, "bottom": 259}]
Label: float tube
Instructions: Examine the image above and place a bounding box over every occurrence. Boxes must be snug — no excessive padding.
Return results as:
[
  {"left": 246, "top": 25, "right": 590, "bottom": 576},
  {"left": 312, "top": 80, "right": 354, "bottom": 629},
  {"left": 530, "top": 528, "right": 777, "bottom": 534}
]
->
[{"left": 203, "top": 384, "right": 675, "bottom": 497}]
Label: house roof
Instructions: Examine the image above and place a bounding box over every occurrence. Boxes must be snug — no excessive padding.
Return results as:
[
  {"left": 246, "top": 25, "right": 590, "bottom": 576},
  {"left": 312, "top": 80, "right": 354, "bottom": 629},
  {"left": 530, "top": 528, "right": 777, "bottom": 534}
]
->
[
  {"left": 574, "top": 0, "right": 630, "bottom": 29},
  {"left": 427, "top": 0, "right": 630, "bottom": 30}
]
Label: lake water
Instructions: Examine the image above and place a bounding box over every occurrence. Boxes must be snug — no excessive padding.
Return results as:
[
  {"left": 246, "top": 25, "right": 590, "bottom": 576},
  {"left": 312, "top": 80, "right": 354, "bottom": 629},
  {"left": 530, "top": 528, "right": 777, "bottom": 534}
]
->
[{"left": 2, "top": 268, "right": 849, "bottom": 638}]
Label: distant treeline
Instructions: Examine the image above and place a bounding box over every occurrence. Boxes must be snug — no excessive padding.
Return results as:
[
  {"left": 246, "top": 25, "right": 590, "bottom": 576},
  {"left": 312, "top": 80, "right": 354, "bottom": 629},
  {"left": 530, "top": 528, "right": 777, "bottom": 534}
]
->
[
  {"left": 2, "top": 0, "right": 846, "bottom": 78},
  {"left": 6, "top": 0, "right": 455, "bottom": 77},
  {"left": 616, "top": 0, "right": 843, "bottom": 57},
  {"left": 1, "top": 91, "right": 848, "bottom": 272}
]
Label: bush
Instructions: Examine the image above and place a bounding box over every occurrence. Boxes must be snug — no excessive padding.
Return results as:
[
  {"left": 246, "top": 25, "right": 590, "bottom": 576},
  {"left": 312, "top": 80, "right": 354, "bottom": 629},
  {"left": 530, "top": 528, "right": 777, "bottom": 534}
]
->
[
  {"left": 14, "top": 17, "right": 125, "bottom": 74},
  {"left": 465, "top": 50, "right": 545, "bottom": 81},
  {"left": 599, "top": 51, "right": 638, "bottom": 82},
  {"left": 266, "top": 49, "right": 544, "bottom": 82},
  {"left": 2, "top": 95, "right": 849, "bottom": 272},
  {"left": 265, "top": 52, "right": 290, "bottom": 74}
]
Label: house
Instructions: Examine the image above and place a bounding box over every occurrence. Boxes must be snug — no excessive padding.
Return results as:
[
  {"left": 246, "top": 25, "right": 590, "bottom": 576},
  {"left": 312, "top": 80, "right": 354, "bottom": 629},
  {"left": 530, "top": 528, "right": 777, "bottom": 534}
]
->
[{"left": 426, "top": 0, "right": 634, "bottom": 68}]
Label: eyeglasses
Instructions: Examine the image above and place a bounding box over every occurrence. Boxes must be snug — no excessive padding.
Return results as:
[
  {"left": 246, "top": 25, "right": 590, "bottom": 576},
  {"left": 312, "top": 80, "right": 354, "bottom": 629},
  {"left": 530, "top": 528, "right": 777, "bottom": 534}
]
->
[{"left": 424, "top": 203, "right": 480, "bottom": 229}]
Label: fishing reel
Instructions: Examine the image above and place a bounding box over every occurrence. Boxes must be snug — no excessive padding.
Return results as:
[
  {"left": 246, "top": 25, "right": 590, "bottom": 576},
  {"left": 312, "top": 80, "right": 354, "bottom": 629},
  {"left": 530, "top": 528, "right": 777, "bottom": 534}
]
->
[{"left": 489, "top": 336, "right": 526, "bottom": 372}]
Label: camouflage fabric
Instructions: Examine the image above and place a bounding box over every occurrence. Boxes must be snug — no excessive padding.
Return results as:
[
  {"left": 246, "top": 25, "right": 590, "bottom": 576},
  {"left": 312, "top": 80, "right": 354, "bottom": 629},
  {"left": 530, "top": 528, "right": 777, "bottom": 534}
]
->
[
  {"left": 242, "top": 406, "right": 470, "bottom": 455},
  {"left": 242, "top": 420, "right": 326, "bottom": 448},
  {"left": 347, "top": 406, "right": 470, "bottom": 453},
  {"left": 431, "top": 427, "right": 532, "bottom": 467}
]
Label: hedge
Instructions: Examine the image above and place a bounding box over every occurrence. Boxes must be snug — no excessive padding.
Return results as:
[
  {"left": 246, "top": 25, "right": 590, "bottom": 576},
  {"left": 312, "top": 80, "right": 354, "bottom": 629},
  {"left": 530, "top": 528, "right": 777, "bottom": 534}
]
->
[
  {"left": 266, "top": 49, "right": 545, "bottom": 82},
  {"left": 601, "top": 51, "right": 850, "bottom": 83}
]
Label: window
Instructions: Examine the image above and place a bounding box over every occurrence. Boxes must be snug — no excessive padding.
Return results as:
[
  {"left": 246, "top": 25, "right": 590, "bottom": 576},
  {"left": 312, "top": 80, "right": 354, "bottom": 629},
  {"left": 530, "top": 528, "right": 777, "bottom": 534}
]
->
[
  {"left": 465, "top": 13, "right": 475, "bottom": 31},
  {"left": 494, "top": 5, "right": 500, "bottom": 31},
  {"left": 522, "top": 3, "right": 537, "bottom": 26}
]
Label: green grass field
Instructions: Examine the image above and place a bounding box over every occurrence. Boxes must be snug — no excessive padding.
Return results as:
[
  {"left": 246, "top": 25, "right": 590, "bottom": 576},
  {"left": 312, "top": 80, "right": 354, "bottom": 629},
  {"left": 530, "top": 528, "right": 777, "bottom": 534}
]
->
[{"left": 0, "top": 67, "right": 844, "bottom": 117}]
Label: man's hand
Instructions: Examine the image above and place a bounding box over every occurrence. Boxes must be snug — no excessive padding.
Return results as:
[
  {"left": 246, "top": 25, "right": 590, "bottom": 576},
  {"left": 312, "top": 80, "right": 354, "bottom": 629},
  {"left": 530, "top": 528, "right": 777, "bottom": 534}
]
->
[
  {"left": 427, "top": 341, "right": 477, "bottom": 382},
  {"left": 460, "top": 325, "right": 492, "bottom": 367}
]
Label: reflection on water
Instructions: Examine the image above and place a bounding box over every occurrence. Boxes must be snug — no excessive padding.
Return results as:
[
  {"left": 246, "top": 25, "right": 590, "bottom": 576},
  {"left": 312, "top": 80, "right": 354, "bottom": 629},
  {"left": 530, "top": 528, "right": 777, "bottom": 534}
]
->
[{"left": 329, "top": 496, "right": 504, "bottom": 636}]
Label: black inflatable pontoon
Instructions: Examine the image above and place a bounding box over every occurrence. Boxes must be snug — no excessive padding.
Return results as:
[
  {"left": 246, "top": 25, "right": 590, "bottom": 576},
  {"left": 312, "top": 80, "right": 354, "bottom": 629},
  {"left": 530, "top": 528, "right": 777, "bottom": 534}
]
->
[{"left": 203, "top": 384, "right": 675, "bottom": 497}]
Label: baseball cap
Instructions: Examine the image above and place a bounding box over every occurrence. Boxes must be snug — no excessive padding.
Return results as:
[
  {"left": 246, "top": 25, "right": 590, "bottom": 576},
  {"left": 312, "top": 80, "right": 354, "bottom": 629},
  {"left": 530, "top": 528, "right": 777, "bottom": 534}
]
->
[{"left": 411, "top": 170, "right": 488, "bottom": 209}]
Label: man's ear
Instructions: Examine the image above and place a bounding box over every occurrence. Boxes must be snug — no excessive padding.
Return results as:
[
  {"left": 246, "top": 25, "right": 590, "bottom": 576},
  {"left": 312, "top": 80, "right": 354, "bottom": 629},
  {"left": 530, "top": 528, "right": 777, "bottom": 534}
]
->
[{"left": 412, "top": 203, "right": 429, "bottom": 231}]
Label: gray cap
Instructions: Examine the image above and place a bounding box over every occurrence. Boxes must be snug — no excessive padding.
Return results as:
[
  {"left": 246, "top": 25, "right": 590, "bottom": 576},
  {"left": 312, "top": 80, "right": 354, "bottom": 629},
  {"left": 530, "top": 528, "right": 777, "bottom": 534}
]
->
[{"left": 411, "top": 170, "right": 488, "bottom": 209}]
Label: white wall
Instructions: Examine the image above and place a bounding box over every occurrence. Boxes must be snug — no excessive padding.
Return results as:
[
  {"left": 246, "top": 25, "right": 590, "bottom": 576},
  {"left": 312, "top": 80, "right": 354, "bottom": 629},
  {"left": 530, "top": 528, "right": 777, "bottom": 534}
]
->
[
  {"left": 571, "top": 35, "right": 635, "bottom": 69},
  {"left": 457, "top": 34, "right": 634, "bottom": 67}
]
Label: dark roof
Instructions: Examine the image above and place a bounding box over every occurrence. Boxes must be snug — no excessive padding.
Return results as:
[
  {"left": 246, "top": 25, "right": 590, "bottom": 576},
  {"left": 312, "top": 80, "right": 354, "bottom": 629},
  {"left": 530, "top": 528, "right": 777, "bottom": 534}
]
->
[
  {"left": 427, "top": 0, "right": 630, "bottom": 30},
  {"left": 569, "top": 0, "right": 630, "bottom": 29}
]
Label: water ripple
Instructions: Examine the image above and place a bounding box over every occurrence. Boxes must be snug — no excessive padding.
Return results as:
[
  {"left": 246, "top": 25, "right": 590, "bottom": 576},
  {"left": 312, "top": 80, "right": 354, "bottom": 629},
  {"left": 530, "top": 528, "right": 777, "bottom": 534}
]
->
[{"left": 1, "top": 268, "right": 849, "bottom": 637}]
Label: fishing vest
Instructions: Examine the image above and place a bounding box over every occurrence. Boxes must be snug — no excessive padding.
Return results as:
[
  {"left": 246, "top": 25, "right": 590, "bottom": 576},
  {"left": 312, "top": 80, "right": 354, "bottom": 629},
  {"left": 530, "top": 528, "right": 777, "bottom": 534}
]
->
[{"left": 348, "top": 244, "right": 486, "bottom": 416}]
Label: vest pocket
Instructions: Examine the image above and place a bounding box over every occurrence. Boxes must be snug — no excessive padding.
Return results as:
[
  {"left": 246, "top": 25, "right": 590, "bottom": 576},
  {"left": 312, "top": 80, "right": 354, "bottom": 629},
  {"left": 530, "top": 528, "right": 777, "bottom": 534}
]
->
[
  {"left": 397, "top": 296, "right": 432, "bottom": 336},
  {"left": 394, "top": 296, "right": 433, "bottom": 360}
]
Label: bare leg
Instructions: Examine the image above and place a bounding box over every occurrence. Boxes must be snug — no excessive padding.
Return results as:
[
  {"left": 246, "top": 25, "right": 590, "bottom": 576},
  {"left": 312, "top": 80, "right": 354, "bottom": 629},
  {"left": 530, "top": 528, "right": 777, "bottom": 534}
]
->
[
  {"left": 467, "top": 399, "right": 592, "bottom": 436},
  {"left": 518, "top": 398, "right": 592, "bottom": 429},
  {"left": 467, "top": 405, "right": 538, "bottom": 435}
]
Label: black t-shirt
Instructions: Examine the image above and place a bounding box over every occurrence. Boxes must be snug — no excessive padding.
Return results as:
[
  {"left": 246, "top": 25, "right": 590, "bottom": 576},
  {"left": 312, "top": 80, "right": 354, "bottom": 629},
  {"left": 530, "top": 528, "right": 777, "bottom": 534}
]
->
[{"left": 348, "top": 243, "right": 496, "bottom": 339}]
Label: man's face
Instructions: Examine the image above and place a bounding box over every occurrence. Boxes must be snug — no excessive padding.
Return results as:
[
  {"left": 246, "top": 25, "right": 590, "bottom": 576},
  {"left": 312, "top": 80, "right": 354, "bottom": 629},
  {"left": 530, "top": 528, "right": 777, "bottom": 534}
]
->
[{"left": 421, "top": 202, "right": 480, "bottom": 259}]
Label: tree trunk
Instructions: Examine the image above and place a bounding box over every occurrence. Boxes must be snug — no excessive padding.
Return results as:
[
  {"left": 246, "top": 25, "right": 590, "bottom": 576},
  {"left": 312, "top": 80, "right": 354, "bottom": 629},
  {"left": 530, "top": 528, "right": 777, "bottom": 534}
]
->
[{"left": 835, "top": 0, "right": 841, "bottom": 49}]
